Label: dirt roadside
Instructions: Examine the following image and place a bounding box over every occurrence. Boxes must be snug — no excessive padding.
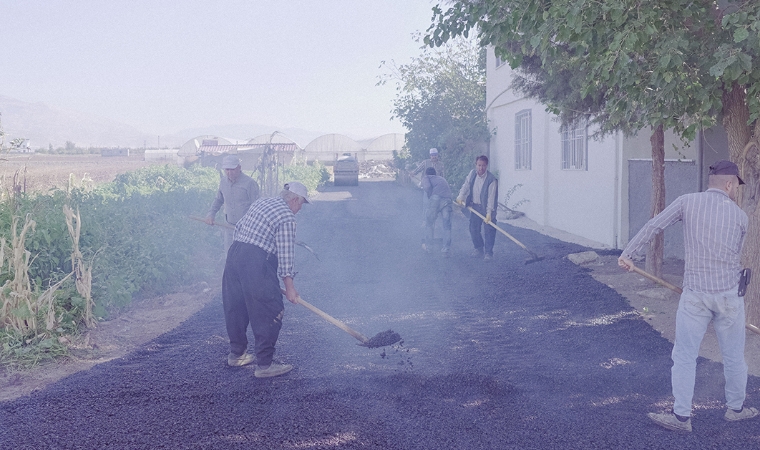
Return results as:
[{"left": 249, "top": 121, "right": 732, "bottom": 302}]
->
[
  {"left": 507, "top": 215, "right": 760, "bottom": 377},
  {"left": 0, "top": 280, "right": 218, "bottom": 402},
  {"left": 2, "top": 213, "right": 759, "bottom": 402}
]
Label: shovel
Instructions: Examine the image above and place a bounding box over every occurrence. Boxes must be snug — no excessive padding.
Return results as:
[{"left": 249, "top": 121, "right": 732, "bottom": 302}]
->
[
  {"left": 627, "top": 264, "right": 760, "bottom": 336},
  {"left": 463, "top": 206, "right": 544, "bottom": 264},
  {"left": 293, "top": 294, "right": 402, "bottom": 348}
]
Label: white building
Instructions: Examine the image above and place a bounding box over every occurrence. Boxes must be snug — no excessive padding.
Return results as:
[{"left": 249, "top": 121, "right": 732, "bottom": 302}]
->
[{"left": 486, "top": 48, "right": 729, "bottom": 255}]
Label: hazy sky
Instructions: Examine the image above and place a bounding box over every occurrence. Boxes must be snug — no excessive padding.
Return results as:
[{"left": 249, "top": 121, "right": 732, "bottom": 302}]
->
[{"left": 1, "top": 1, "right": 438, "bottom": 139}]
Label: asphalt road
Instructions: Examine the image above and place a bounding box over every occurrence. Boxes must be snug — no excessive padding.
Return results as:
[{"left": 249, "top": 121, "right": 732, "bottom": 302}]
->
[{"left": 2, "top": 180, "right": 758, "bottom": 449}]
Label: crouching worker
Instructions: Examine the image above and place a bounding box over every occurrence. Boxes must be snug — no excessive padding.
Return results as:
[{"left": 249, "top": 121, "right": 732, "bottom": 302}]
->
[
  {"left": 222, "top": 181, "right": 310, "bottom": 377},
  {"left": 421, "top": 167, "right": 452, "bottom": 257}
]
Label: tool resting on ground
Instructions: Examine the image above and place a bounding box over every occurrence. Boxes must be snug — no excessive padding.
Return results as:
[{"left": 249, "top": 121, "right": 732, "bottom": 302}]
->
[{"left": 456, "top": 203, "right": 544, "bottom": 264}]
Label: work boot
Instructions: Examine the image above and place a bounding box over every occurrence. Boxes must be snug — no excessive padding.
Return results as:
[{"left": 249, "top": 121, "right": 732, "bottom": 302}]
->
[
  {"left": 470, "top": 249, "right": 484, "bottom": 258},
  {"left": 254, "top": 362, "right": 294, "bottom": 378},
  {"left": 647, "top": 412, "right": 691, "bottom": 432},
  {"left": 484, "top": 253, "right": 493, "bottom": 261},
  {"left": 227, "top": 352, "right": 255, "bottom": 367},
  {"left": 725, "top": 406, "right": 759, "bottom": 421}
]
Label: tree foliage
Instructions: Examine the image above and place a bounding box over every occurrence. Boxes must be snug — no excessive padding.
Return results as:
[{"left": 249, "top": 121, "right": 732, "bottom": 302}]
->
[
  {"left": 380, "top": 34, "right": 490, "bottom": 184},
  {"left": 427, "top": 0, "right": 760, "bottom": 320},
  {"left": 427, "top": 0, "right": 722, "bottom": 141}
]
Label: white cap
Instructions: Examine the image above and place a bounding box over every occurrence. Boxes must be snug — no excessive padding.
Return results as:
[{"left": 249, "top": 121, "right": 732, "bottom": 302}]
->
[
  {"left": 429, "top": 148, "right": 438, "bottom": 155},
  {"left": 222, "top": 155, "right": 240, "bottom": 169},
  {"left": 285, "top": 181, "right": 310, "bottom": 203}
]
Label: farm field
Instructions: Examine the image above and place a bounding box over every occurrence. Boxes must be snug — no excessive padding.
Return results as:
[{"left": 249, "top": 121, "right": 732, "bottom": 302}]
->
[{"left": 0, "top": 153, "right": 168, "bottom": 193}]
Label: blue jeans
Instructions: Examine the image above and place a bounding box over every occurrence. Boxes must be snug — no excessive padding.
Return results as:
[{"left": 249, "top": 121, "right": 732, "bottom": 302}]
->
[
  {"left": 671, "top": 288, "right": 747, "bottom": 416},
  {"left": 425, "top": 195, "right": 452, "bottom": 251},
  {"left": 468, "top": 203, "right": 496, "bottom": 255}
]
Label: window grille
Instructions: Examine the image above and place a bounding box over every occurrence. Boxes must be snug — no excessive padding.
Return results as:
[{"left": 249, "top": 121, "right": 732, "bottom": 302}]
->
[
  {"left": 561, "top": 120, "right": 588, "bottom": 170},
  {"left": 515, "top": 110, "right": 531, "bottom": 170}
]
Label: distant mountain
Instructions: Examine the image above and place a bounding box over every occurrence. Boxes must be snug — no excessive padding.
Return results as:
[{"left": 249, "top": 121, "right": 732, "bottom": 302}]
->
[
  {"left": 0, "top": 95, "right": 155, "bottom": 148},
  {"left": 0, "top": 94, "right": 386, "bottom": 149}
]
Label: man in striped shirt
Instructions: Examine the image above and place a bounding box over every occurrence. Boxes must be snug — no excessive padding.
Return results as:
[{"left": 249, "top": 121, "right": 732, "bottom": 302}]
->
[
  {"left": 619, "top": 160, "right": 756, "bottom": 431},
  {"left": 222, "top": 182, "right": 309, "bottom": 378}
]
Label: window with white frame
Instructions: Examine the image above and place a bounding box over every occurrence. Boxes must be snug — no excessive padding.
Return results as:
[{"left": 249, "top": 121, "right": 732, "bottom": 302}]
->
[
  {"left": 514, "top": 110, "right": 531, "bottom": 170},
  {"left": 561, "top": 120, "right": 588, "bottom": 170}
]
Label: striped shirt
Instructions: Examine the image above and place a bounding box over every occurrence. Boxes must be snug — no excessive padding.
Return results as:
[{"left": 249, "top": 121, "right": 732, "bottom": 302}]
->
[
  {"left": 233, "top": 196, "right": 297, "bottom": 279},
  {"left": 622, "top": 189, "right": 748, "bottom": 293}
]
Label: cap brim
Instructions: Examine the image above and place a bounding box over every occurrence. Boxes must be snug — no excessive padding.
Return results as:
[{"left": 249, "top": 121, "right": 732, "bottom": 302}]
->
[{"left": 739, "top": 175, "right": 746, "bottom": 185}]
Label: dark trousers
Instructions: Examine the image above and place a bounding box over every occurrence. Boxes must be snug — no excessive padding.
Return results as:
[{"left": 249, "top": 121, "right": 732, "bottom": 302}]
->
[
  {"left": 222, "top": 242, "right": 284, "bottom": 366},
  {"left": 469, "top": 204, "right": 496, "bottom": 255}
]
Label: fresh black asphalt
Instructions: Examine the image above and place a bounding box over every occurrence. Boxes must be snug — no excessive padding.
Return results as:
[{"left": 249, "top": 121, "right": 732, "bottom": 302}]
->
[{"left": 2, "top": 180, "right": 758, "bottom": 449}]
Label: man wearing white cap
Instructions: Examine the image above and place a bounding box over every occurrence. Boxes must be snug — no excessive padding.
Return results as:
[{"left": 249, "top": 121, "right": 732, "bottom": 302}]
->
[
  {"left": 411, "top": 148, "right": 445, "bottom": 179},
  {"left": 222, "top": 182, "right": 309, "bottom": 377},
  {"left": 204, "top": 155, "right": 260, "bottom": 253}
]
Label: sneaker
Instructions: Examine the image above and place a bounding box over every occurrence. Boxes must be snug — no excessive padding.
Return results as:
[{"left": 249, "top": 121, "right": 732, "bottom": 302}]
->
[
  {"left": 725, "top": 406, "right": 759, "bottom": 421},
  {"left": 647, "top": 412, "right": 691, "bottom": 432},
  {"left": 421, "top": 243, "right": 430, "bottom": 253},
  {"left": 484, "top": 253, "right": 493, "bottom": 261},
  {"left": 254, "top": 362, "right": 294, "bottom": 378},
  {"left": 470, "top": 249, "right": 484, "bottom": 258},
  {"left": 227, "top": 352, "right": 255, "bottom": 367}
]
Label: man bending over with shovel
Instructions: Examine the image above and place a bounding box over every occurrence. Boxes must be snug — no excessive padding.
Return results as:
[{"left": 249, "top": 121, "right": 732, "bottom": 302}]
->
[
  {"left": 421, "top": 167, "right": 453, "bottom": 258},
  {"left": 222, "top": 181, "right": 309, "bottom": 378},
  {"left": 619, "top": 160, "right": 756, "bottom": 431}
]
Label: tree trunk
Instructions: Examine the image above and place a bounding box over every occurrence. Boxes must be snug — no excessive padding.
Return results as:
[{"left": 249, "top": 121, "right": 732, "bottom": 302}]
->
[
  {"left": 722, "top": 83, "right": 760, "bottom": 325},
  {"left": 646, "top": 125, "right": 665, "bottom": 278}
]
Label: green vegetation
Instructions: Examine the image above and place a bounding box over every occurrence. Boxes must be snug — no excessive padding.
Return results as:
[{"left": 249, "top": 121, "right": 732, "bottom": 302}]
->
[
  {"left": 0, "top": 161, "right": 329, "bottom": 368},
  {"left": 380, "top": 34, "right": 490, "bottom": 187}
]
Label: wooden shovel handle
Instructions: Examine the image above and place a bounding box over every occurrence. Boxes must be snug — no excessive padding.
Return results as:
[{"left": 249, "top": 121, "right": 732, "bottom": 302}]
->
[
  {"left": 297, "top": 296, "right": 369, "bottom": 344},
  {"left": 628, "top": 264, "right": 760, "bottom": 336},
  {"left": 465, "top": 206, "right": 542, "bottom": 260},
  {"left": 630, "top": 266, "right": 683, "bottom": 294},
  {"left": 188, "top": 216, "right": 234, "bottom": 230}
]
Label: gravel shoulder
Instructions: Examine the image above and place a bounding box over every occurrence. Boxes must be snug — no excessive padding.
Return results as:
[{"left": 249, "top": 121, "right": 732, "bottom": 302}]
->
[{"left": 508, "top": 215, "right": 760, "bottom": 376}]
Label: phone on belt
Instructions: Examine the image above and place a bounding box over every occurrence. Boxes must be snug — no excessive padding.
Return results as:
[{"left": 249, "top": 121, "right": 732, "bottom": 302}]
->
[{"left": 739, "top": 268, "right": 752, "bottom": 297}]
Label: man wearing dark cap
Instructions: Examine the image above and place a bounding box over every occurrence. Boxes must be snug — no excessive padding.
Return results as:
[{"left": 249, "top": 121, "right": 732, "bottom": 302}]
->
[
  {"left": 222, "top": 182, "right": 309, "bottom": 377},
  {"left": 204, "top": 155, "right": 260, "bottom": 253},
  {"left": 619, "top": 160, "right": 756, "bottom": 431}
]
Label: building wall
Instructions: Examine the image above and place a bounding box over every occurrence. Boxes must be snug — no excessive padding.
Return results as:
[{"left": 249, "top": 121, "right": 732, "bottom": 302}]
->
[
  {"left": 486, "top": 47, "right": 705, "bottom": 251},
  {"left": 486, "top": 48, "right": 622, "bottom": 248},
  {"left": 628, "top": 159, "right": 699, "bottom": 258}
]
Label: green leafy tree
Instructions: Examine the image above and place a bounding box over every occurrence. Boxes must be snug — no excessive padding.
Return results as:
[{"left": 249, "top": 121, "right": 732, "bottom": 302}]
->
[
  {"left": 380, "top": 34, "right": 490, "bottom": 185},
  {"left": 427, "top": 0, "right": 725, "bottom": 277}
]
